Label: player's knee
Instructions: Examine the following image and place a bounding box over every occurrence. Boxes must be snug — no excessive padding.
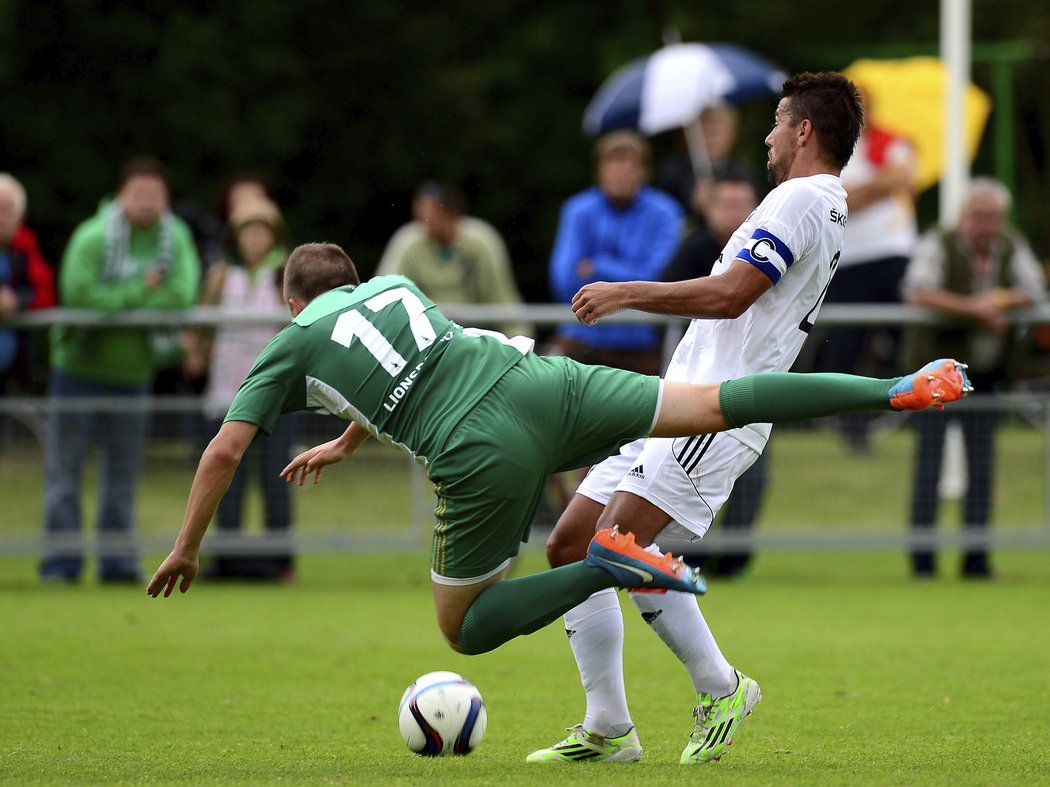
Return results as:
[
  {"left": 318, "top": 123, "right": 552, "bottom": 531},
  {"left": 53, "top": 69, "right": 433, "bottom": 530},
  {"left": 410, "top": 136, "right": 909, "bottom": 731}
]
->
[
  {"left": 438, "top": 619, "right": 466, "bottom": 653},
  {"left": 445, "top": 635, "right": 466, "bottom": 654},
  {"left": 545, "top": 528, "right": 584, "bottom": 568}
]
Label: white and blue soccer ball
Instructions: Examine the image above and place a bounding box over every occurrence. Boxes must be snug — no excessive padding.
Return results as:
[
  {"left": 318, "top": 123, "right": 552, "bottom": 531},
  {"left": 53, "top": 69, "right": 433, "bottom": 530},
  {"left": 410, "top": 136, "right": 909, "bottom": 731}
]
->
[{"left": 397, "top": 671, "right": 487, "bottom": 756}]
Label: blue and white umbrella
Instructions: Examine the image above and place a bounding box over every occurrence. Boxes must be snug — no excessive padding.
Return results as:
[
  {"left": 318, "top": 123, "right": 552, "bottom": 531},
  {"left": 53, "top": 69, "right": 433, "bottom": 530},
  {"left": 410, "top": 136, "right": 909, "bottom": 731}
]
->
[{"left": 583, "top": 43, "right": 787, "bottom": 137}]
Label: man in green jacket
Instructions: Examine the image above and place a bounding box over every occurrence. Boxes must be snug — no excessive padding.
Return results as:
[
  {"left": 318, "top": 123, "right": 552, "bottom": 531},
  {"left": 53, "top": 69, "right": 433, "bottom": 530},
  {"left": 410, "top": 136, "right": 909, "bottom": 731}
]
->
[{"left": 42, "top": 156, "right": 200, "bottom": 583}]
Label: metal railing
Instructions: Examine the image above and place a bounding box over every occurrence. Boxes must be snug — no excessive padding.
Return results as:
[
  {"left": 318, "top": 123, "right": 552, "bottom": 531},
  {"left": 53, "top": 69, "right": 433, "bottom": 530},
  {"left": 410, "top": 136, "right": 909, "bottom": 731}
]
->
[
  {"left": 5, "top": 302, "right": 1050, "bottom": 329},
  {"left": 2, "top": 304, "right": 1049, "bottom": 557}
]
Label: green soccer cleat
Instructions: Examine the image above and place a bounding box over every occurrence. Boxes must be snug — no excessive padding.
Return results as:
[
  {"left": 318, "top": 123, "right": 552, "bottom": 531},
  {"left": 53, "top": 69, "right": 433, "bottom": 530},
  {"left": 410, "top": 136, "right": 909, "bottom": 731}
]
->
[
  {"left": 680, "top": 670, "right": 762, "bottom": 764},
  {"left": 526, "top": 724, "right": 642, "bottom": 763}
]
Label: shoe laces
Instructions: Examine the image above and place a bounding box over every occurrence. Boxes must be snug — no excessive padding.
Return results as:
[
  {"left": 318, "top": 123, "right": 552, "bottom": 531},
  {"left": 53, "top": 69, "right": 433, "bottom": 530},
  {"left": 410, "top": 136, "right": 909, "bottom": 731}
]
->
[
  {"left": 559, "top": 724, "right": 589, "bottom": 744},
  {"left": 689, "top": 695, "right": 715, "bottom": 741}
]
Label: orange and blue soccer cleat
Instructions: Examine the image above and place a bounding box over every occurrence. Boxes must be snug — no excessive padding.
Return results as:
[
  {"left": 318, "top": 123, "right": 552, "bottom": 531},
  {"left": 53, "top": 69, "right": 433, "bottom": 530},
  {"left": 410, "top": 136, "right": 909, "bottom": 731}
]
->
[
  {"left": 889, "top": 358, "right": 972, "bottom": 411},
  {"left": 586, "top": 526, "right": 707, "bottom": 595}
]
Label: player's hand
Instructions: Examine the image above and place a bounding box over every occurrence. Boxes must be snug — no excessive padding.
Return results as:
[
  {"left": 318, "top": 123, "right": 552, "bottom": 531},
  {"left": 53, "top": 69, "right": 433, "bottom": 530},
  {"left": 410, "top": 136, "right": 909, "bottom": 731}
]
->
[
  {"left": 571, "top": 281, "right": 624, "bottom": 326},
  {"left": 146, "top": 549, "right": 199, "bottom": 598},
  {"left": 281, "top": 438, "right": 350, "bottom": 486}
]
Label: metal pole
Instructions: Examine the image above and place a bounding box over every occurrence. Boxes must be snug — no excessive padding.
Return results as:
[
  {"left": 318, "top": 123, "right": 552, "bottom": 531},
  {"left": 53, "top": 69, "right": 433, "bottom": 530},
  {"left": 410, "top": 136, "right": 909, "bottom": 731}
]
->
[
  {"left": 1044, "top": 400, "right": 1050, "bottom": 533},
  {"left": 939, "top": 0, "right": 971, "bottom": 224},
  {"left": 991, "top": 60, "right": 1016, "bottom": 209}
]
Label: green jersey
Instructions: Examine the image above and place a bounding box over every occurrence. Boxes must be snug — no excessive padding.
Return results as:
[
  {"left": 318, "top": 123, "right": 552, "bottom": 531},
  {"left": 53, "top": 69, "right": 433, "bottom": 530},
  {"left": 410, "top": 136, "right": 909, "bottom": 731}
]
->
[{"left": 225, "top": 275, "right": 532, "bottom": 462}]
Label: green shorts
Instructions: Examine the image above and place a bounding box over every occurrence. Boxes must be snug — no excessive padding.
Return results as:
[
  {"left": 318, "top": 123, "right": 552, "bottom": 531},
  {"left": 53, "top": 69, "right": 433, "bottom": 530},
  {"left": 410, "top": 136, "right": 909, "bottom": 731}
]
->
[{"left": 426, "top": 354, "right": 661, "bottom": 581}]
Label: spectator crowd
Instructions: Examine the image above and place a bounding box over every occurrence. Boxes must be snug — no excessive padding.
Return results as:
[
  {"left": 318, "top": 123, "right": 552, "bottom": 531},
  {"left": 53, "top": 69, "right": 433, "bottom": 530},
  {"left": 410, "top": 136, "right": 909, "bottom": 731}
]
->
[{"left": 2, "top": 102, "right": 1047, "bottom": 584}]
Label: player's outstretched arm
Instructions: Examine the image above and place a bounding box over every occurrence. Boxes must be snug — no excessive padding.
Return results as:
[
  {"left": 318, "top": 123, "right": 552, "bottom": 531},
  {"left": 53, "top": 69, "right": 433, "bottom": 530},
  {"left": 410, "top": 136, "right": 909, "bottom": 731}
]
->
[
  {"left": 572, "top": 261, "right": 771, "bottom": 324},
  {"left": 281, "top": 421, "right": 371, "bottom": 487},
  {"left": 146, "top": 420, "right": 259, "bottom": 598}
]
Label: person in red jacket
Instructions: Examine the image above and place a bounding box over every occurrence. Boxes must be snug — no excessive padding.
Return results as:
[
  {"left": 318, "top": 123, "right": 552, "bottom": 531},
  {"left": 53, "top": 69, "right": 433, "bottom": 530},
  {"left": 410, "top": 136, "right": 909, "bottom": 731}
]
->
[{"left": 0, "top": 173, "right": 56, "bottom": 392}]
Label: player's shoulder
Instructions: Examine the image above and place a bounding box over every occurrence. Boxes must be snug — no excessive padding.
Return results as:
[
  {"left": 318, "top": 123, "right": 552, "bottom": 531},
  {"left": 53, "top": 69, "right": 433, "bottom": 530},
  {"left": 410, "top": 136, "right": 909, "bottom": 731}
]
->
[
  {"left": 253, "top": 320, "right": 302, "bottom": 366},
  {"left": 771, "top": 174, "right": 844, "bottom": 201},
  {"left": 757, "top": 175, "right": 845, "bottom": 221},
  {"left": 368, "top": 273, "right": 418, "bottom": 291}
]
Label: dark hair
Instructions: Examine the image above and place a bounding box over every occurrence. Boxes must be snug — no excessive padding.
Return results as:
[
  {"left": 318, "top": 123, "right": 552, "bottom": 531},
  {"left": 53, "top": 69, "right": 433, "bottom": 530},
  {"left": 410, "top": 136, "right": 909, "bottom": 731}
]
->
[
  {"left": 216, "top": 171, "right": 271, "bottom": 223},
  {"left": 118, "top": 155, "right": 169, "bottom": 190},
  {"left": 713, "top": 171, "right": 759, "bottom": 198},
  {"left": 284, "top": 243, "right": 360, "bottom": 302},
  {"left": 781, "top": 72, "right": 864, "bottom": 170},
  {"left": 415, "top": 181, "right": 467, "bottom": 215}
]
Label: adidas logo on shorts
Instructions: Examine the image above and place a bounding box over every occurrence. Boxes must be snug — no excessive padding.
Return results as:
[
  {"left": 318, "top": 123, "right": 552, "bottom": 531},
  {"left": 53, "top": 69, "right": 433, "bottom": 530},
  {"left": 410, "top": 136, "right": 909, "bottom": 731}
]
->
[{"left": 627, "top": 464, "right": 645, "bottom": 479}]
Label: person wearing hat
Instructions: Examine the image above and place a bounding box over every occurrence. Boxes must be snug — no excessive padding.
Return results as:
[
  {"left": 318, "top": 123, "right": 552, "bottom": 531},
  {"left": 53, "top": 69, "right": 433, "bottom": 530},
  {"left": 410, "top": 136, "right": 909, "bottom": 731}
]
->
[
  {"left": 548, "top": 130, "right": 683, "bottom": 375},
  {"left": 184, "top": 195, "right": 297, "bottom": 581}
]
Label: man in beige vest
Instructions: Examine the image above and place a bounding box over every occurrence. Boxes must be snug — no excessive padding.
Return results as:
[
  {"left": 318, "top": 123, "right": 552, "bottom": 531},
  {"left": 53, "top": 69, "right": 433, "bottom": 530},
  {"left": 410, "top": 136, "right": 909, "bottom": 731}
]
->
[{"left": 902, "top": 177, "right": 1046, "bottom": 577}]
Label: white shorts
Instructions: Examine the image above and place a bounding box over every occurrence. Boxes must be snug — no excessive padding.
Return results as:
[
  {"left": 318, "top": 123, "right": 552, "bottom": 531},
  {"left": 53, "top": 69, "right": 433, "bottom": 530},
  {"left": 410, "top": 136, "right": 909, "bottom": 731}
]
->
[{"left": 576, "top": 433, "right": 761, "bottom": 540}]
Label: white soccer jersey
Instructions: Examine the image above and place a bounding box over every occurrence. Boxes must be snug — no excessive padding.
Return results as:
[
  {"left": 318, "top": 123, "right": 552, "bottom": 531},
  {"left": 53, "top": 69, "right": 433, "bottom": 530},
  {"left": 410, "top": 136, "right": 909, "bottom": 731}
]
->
[{"left": 665, "top": 173, "right": 847, "bottom": 452}]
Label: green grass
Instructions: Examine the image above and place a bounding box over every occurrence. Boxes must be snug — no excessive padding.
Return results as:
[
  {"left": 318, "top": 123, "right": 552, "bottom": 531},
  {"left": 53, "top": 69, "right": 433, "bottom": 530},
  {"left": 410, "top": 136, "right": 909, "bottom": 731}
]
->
[
  {"left": 2, "top": 417, "right": 1048, "bottom": 783},
  {"left": 1, "top": 550, "right": 1048, "bottom": 785},
  {"left": 760, "top": 420, "right": 1047, "bottom": 529},
  {"left": 3, "top": 421, "right": 1047, "bottom": 541},
  {"left": 0, "top": 440, "right": 427, "bottom": 545}
]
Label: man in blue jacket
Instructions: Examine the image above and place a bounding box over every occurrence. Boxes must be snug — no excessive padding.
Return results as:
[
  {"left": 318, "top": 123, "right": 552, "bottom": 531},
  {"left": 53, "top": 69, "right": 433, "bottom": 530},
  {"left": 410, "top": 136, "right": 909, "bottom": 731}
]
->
[{"left": 548, "top": 131, "right": 682, "bottom": 375}]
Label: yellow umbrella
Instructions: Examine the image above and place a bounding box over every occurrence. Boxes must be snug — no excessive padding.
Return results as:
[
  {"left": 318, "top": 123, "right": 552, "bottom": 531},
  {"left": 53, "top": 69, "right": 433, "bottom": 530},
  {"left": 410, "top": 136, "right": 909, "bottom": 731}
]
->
[{"left": 842, "top": 57, "right": 992, "bottom": 191}]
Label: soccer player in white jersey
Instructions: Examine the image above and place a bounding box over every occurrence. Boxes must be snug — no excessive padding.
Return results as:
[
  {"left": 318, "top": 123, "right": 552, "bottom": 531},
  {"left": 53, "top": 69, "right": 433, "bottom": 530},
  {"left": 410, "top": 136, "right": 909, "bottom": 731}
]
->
[{"left": 528, "top": 72, "right": 866, "bottom": 765}]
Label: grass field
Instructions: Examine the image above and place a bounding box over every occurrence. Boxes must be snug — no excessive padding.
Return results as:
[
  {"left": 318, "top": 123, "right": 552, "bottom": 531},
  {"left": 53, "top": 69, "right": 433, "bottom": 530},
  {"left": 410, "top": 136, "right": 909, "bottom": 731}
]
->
[
  {"left": 1, "top": 549, "right": 1048, "bottom": 785},
  {"left": 2, "top": 419, "right": 1048, "bottom": 542},
  {"left": 2, "top": 418, "right": 1049, "bottom": 784}
]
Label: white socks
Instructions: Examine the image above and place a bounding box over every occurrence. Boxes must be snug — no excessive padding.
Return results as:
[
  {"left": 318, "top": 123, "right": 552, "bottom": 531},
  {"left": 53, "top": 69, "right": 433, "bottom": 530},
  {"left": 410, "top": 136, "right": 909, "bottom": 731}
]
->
[
  {"left": 563, "top": 581, "right": 738, "bottom": 738},
  {"left": 563, "top": 588, "right": 633, "bottom": 737},
  {"left": 628, "top": 588, "right": 736, "bottom": 698}
]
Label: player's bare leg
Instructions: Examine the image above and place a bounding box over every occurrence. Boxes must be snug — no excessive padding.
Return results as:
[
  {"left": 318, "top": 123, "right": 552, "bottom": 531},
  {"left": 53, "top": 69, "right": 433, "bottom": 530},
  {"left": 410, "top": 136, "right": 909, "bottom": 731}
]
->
[
  {"left": 546, "top": 495, "right": 605, "bottom": 568},
  {"left": 432, "top": 566, "right": 511, "bottom": 651},
  {"left": 650, "top": 382, "right": 727, "bottom": 437}
]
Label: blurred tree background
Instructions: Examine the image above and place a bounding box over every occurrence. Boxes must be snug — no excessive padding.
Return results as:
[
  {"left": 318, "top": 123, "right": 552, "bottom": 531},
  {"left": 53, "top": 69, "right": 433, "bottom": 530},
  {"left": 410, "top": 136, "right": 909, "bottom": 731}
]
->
[{"left": 1, "top": 0, "right": 1047, "bottom": 304}]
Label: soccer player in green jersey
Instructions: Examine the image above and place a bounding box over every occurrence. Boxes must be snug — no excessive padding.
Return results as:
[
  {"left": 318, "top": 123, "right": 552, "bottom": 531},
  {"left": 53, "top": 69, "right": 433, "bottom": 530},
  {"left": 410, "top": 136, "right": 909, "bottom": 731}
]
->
[{"left": 147, "top": 242, "right": 970, "bottom": 656}]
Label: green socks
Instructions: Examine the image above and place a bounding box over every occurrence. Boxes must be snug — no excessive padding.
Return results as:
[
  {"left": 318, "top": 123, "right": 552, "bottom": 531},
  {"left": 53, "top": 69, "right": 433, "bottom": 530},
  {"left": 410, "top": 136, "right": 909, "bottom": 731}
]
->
[
  {"left": 456, "top": 562, "right": 613, "bottom": 655},
  {"left": 719, "top": 372, "right": 897, "bottom": 429},
  {"left": 457, "top": 370, "right": 905, "bottom": 655}
]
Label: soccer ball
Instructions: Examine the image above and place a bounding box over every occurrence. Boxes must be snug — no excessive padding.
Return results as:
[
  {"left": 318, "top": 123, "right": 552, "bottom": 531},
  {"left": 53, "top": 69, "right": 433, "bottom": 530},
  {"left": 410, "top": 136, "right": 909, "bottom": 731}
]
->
[{"left": 397, "top": 671, "right": 487, "bottom": 756}]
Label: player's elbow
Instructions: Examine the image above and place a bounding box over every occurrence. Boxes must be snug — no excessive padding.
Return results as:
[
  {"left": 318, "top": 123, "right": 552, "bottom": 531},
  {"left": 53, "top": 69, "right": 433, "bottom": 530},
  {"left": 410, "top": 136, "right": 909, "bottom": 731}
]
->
[
  {"left": 711, "top": 289, "right": 755, "bottom": 320},
  {"left": 203, "top": 435, "right": 245, "bottom": 469}
]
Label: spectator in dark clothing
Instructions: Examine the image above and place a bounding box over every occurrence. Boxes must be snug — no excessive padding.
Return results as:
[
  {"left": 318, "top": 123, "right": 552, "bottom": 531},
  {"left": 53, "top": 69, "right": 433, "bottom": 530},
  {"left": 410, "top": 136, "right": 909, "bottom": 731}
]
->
[{"left": 654, "top": 104, "right": 762, "bottom": 228}]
